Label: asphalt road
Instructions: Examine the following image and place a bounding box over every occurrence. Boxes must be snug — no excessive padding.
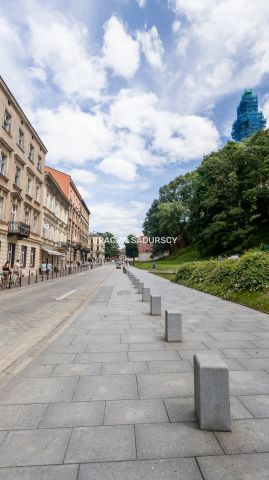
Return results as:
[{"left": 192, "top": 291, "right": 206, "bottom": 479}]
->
[{"left": 0, "top": 265, "right": 113, "bottom": 384}]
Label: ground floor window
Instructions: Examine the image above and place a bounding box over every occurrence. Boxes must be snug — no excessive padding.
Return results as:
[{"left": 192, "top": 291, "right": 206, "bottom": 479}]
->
[
  {"left": 20, "top": 245, "right": 27, "bottom": 267},
  {"left": 30, "top": 247, "right": 36, "bottom": 268},
  {"left": 7, "top": 243, "right": 15, "bottom": 265}
]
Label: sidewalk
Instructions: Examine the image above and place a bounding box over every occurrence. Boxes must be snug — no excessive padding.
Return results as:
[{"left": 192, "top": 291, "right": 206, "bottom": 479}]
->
[{"left": 0, "top": 266, "right": 268, "bottom": 479}]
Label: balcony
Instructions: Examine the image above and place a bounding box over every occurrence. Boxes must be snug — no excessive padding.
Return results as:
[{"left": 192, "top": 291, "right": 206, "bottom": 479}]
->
[{"left": 8, "top": 221, "right": 30, "bottom": 238}]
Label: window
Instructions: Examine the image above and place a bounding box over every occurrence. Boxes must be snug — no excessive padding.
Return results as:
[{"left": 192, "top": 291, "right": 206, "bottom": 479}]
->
[
  {"left": 0, "top": 196, "right": 4, "bottom": 219},
  {"left": 28, "top": 144, "right": 34, "bottom": 162},
  {"left": 33, "top": 214, "right": 38, "bottom": 233},
  {"left": 36, "top": 184, "right": 40, "bottom": 202},
  {"left": 24, "top": 207, "right": 30, "bottom": 225},
  {"left": 7, "top": 243, "right": 15, "bottom": 265},
  {"left": 20, "top": 245, "right": 27, "bottom": 267},
  {"left": 37, "top": 155, "right": 42, "bottom": 170},
  {"left": 3, "top": 110, "right": 11, "bottom": 133},
  {"left": 0, "top": 153, "right": 7, "bottom": 176},
  {"left": 30, "top": 247, "right": 36, "bottom": 268},
  {"left": 27, "top": 176, "right": 32, "bottom": 195},
  {"left": 14, "top": 166, "right": 21, "bottom": 187},
  {"left": 18, "top": 129, "right": 24, "bottom": 149},
  {"left": 11, "top": 204, "right": 18, "bottom": 222}
]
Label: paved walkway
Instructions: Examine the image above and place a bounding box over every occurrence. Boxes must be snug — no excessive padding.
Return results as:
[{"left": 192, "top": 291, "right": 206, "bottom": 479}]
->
[{"left": 0, "top": 266, "right": 268, "bottom": 479}]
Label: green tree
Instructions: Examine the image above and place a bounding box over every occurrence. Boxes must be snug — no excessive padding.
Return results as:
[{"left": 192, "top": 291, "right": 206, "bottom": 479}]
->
[
  {"left": 125, "top": 234, "right": 139, "bottom": 261},
  {"left": 101, "top": 232, "right": 119, "bottom": 258}
]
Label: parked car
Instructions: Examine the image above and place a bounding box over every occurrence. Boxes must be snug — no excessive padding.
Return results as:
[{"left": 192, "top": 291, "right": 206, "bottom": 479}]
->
[{"left": 116, "top": 262, "right": 121, "bottom": 269}]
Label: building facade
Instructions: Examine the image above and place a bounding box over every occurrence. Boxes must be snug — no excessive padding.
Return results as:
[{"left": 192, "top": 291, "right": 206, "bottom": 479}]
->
[
  {"left": 0, "top": 77, "right": 47, "bottom": 270},
  {"left": 45, "top": 167, "right": 90, "bottom": 266},
  {"left": 41, "top": 171, "right": 69, "bottom": 268},
  {"left": 88, "top": 233, "right": 105, "bottom": 264},
  {"left": 232, "top": 89, "right": 266, "bottom": 141},
  {"left": 137, "top": 235, "right": 153, "bottom": 261}
]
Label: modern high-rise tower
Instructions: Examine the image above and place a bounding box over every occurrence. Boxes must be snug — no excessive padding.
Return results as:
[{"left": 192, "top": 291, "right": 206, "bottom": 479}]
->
[{"left": 231, "top": 89, "right": 266, "bottom": 141}]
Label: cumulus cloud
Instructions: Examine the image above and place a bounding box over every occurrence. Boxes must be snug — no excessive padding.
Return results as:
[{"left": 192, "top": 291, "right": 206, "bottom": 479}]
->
[
  {"left": 103, "top": 16, "right": 140, "bottom": 78},
  {"left": 69, "top": 168, "right": 98, "bottom": 185},
  {"left": 98, "top": 157, "right": 137, "bottom": 181},
  {"left": 137, "top": 0, "right": 146, "bottom": 7},
  {"left": 28, "top": 14, "right": 106, "bottom": 101},
  {"left": 137, "top": 26, "right": 164, "bottom": 70}
]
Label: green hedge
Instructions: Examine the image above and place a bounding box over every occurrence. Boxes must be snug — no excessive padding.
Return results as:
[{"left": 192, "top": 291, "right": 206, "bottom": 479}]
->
[{"left": 175, "top": 251, "right": 269, "bottom": 293}]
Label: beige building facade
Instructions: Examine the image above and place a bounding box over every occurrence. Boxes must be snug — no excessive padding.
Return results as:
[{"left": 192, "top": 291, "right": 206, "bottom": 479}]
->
[
  {"left": 41, "top": 172, "right": 69, "bottom": 268},
  {"left": 88, "top": 233, "right": 105, "bottom": 264},
  {"left": 0, "top": 77, "right": 47, "bottom": 271}
]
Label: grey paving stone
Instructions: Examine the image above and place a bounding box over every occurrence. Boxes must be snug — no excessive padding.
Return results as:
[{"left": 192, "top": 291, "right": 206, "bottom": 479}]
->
[
  {"left": 19, "top": 365, "right": 56, "bottom": 377},
  {"left": 33, "top": 354, "right": 76, "bottom": 365},
  {"left": 39, "top": 401, "right": 104, "bottom": 428},
  {"left": 230, "top": 397, "right": 253, "bottom": 419},
  {"left": 238, "top": 395, "right": 269, "bottom": 418},
  {"left": 128, "top": 343, "right": 165, "bottom": 351},
  {"left": 204, "top": 341, "right": 257, "bottom": 350},
  {"left": 216, "top": 418, "right": 269, "bottom": 454},
  {"left": 230, "top": 371, "right": 269, "bottom": 395},
  {"left": 0, "top": 432, "right": 6, "bottom": 446},
  {"left": 129, "top": 351, "right": 180, "bottom": 362},
  {"left": 78, "top": 458, "right": 203, "bottom": 480},
  {"left": 73, "top": 375, "right": 138, "bottom": 401},
  {"left": 51, "top": 336, "right": 74, "bottom": 346},
  {"left": 198, "top": 453, "right": 269, "bottom": 480},
  {"left": 52, "top": 363, "right": 101, "bottom": 376},
  {"left": 42, "top": 344, "right": 86, "bottom": 354},
  {"left": 222, "top": 359, "right": 246, "bottom": 371},
  {"left": 166, "top": 342, "right": 208, "bottom": 351},
  {"left": 75, "top": 352, "right": 128, "bottom": 363},
  {"left": 147, "top": 360, "right": 192, "bottom": 373},
  {"left": 121, "top": 334, "right": 162, "bottom": 343},
  {"left": 0, "top": 404, "right": 47, "bottom": 430},
  {"left": 85, "top": 344, "right": 128, "bottom": 352},
  {"left": 237, "top": 358, "right": 269, "bottom": 370},
  {"left": 0, "top": 377, "right": 78, "bottom": 404},
  {"left": 253, "top": 341, "right": 269, "bottom": 349},
  {"left": 0, "top": 428, "right": 71, "bottom": 466},
  {"left": 221, "top": 349, "right": 251, "bottom": 358},
  {"left": 72, "top": 335, "right": 120, "bottom": 345},
  {"left": 0, "top": 465, "right": 79, "bottom": 480},
  {"left": 102, "top": 361, "right": 149, "bottom": 374},
  {"left": 104, "top": 399, "right": 168, "bottom": 425},
  {"left": 137, "top": 373, "right": 194, "bottom": 398},
  {"left": 164, "top": 397, "right": 196, "bottom": 422},
  {"left": 209, "top": 332, "right": 258, "bottom": 341},
  {"left": 65, "top": 425, "right": 136, "bottom": 463},
  {"left": 244, "top": 349, "right": 269, "bottom": 358},
  {"left": 135, "top": 422, "right": 222, "bottom": 459},
  {"left": 178, "top": 350, "right": 221, "bottom": 360}
]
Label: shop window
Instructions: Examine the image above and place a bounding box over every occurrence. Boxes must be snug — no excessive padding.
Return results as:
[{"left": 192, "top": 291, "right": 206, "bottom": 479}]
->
[
  {"left": 30, "top": 247, "right": 36, "bottom": 268},
  {"left": 20, "top": 245, "right": 27, "bottom": 267}
]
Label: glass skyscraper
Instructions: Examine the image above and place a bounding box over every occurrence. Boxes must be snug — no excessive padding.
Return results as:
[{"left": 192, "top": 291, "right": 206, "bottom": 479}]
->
[{"left": 232, "top": 89, "right": 266, "bottom": 141}]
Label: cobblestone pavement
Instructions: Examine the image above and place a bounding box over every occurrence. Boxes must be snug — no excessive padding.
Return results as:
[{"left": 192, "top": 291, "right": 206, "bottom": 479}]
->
[
  {"left": 0, "top": 266, "right": 111, "bottom": 384},
  {"left": 0, "top": 265, "right": 268, "bottom": 479}
]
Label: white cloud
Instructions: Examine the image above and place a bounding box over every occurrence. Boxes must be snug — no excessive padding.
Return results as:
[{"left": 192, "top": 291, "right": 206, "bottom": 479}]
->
[
  {"left": 137, "top": 0, "right": 146, "bottom": 7},
  {"left": 172, "top": 20, "right": 181, "bottom": 33},
  {"left": 103, "top": 16, "right": 140, "bottom": 79},
  {"left": 28, "top": 13, "right": 106, "bottom": 101},
  {"left": 98, "top": 157, "right": 137, "bottom": 181},
  {"left": 32, "top": 104, "right": 113, "bottom": 165},
  {"left": 69, "top": 168, "right": 98, "bottom": 185},
  {"left": 168, "top": 0, "right": 269, "bottom": 112},
  {"left": 90, "top": 202, "right": 146, "bottom": 239},
  {"left": 137, "top": 26, "right": 164, "bottom": 69}
]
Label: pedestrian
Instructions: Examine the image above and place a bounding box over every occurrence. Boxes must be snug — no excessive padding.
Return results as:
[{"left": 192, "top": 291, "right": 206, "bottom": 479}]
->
[
  {"left": 47, "top": 262, "right": 52, "bottom": 275},
  {"left": 41, "top": 261, "right": 47, "bottom": 275},
  {"left": 2, "top": 261, "right": 11, "bottom": 281},
  {"left": 13, "top": 259, "right": 21, "bottom": 276}
]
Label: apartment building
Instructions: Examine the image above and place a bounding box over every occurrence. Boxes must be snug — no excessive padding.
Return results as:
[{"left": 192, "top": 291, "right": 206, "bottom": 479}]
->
[
  {"left": 45, "top": 166, "right": 90, "bottom": 265},
  {"left": 41, "top": 170, "right": 69, "bottom": 268},
  {"left": 0, "top": 77, "right": 47, "bottom": 269},
  {"left": 88, "top": 233, "right": 105, "bottom": 264}
]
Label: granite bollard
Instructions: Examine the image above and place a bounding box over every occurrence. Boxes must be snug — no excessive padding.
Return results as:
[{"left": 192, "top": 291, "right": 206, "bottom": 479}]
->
[
  {"left": 150, "top": 295, "right": 161, "bottom": 316},
  {"left": 165, "top": 311, "right": 182, "bottom": 342},
  {"left": 138, "top": 281, "right": 144, "bottom": 294},
  {"left": 142, "top": 287, "right": 150, "bottom": 302},
  {"left": 134, "top": 278, "right": 139, "bottom": 289},
  {"left": 194, "top": 353, "right": 231, "bottom": 431}
]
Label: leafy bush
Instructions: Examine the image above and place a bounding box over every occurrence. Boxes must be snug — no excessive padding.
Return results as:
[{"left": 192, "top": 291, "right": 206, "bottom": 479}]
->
[{"left": 175, "top": 251, "right": 269, "bottom": 292}]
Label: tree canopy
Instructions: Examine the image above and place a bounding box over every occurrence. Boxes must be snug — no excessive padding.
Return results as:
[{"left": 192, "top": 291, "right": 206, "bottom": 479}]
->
[
  {"left": 125, "top": 234, "right": 139, "bottom": 259},
  {"left": 101, "top": 232, "right": 120, "bottom": 258},
  {"left": 143, "top": 130, "right": 269, "bottom": 256}
]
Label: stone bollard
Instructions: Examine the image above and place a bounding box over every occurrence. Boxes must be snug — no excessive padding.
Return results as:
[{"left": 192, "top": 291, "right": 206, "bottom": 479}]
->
[
  {"left": 194, "top": 354, "right": 231, "bottom": 432},
  {"left": 134, "top": 278, "right": 139, "bottom": 289},
  {"left": 142, "top": 287, "right": 150, "bottom": 302},
  {"left": 165, "top": 311, "right": 182, "bottom": 342},
  {"left": 150, "top": 295, "right": 161, "bottom": 316},
  {"left": 138, "top": 281, "right": 144, "bottom": 293}
]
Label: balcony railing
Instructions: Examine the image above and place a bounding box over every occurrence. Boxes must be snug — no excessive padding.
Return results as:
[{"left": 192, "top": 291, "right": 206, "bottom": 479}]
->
[{"left": 8, "top": 221, "right": 30, "bottom": 238}]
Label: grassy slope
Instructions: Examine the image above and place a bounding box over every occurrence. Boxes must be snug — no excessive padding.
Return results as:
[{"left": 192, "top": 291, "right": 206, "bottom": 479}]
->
[
  {"left": 139, "top": 246, "right": 269, "bottom": 314},
  {"left": 136, "top": 245, "right": 201, "bottom": 271}
]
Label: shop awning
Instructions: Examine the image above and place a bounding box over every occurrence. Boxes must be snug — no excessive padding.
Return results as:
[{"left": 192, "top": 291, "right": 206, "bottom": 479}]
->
[{"left": 41, "top": 245, "right": 64, "bottom": 256}]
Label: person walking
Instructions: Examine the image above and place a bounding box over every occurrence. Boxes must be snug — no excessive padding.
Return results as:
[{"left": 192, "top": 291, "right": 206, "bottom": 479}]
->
[{"left": 40, "top": 261, "right": 47, "bottom": 276}]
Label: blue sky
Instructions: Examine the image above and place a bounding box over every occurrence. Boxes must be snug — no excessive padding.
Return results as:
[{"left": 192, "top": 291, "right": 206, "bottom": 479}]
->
[{"left": 1, "top": 0, "right": 269, "bottom": 239}]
